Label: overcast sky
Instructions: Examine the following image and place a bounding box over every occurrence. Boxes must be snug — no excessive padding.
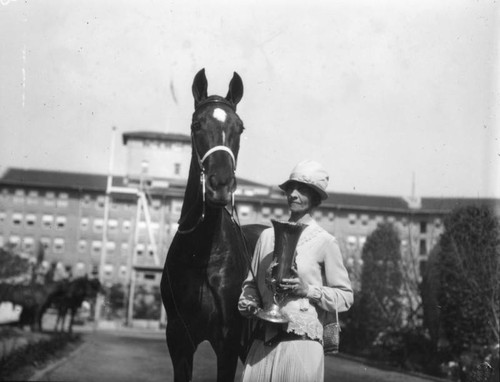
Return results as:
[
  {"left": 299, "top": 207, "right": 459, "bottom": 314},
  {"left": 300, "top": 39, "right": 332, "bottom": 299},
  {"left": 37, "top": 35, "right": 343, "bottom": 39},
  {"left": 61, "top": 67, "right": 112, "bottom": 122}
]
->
[{"left": 0, "top": 0, "right": 498, "bottom": 198}]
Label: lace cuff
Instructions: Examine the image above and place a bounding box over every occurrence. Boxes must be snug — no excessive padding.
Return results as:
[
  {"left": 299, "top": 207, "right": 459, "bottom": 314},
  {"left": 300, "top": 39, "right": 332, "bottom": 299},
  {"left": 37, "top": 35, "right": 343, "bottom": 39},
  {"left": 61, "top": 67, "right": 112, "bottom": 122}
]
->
[{"left": 306, "top": 285, "right": 322, "bottom": 303}]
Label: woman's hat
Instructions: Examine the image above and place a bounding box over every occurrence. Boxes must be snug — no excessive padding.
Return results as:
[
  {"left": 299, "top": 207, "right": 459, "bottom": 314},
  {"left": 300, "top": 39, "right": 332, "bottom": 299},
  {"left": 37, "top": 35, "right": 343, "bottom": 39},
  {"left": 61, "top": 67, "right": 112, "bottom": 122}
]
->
[{"left": 279, "top": 160, "right": 329, "bottom": 200}]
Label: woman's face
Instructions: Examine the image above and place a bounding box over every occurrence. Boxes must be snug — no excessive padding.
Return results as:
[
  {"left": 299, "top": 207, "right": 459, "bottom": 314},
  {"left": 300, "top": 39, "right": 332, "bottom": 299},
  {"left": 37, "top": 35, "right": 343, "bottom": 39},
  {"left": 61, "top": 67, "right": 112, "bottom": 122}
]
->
[{"left": 285, "top": 182, "right": 316, "bottom": 215}]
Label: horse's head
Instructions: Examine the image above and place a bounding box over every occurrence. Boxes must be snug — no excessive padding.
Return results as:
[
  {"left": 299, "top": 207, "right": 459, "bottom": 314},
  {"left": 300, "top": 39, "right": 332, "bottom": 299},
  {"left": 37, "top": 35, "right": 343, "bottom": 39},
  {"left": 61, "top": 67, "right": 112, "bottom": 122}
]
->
[{"left": 190, "top": 68, "right": 244, "bottom": 207}]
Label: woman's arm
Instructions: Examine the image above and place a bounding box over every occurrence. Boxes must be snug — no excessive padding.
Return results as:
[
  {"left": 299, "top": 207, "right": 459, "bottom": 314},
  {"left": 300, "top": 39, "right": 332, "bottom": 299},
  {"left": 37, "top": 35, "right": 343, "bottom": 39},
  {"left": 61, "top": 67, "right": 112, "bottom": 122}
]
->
[{"left": 307, "top": 236, "right": 353, "bottom": 312}]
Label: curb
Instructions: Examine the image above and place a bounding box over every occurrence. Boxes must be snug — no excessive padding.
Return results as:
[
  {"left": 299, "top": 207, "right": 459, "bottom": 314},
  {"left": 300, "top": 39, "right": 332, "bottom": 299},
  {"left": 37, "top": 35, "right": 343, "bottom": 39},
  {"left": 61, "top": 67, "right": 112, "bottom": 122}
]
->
[
  {"left": 332, "top": 352, "right": 449, "bottom": 382},
  {"left": 28, "top": 341, "right": 89, "bottom": 381}
]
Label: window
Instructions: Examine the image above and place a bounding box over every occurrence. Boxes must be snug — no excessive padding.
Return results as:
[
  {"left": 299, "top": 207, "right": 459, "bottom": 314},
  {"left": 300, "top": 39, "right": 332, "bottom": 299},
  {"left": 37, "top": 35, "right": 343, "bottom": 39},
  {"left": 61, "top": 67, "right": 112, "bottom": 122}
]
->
[
  {"left": 313, "top": 210, "right": 322, "bottom": 220},
  {"left": 92, "top": 241, "right": 102, "bottom": 255},
  {"left": 387, "top": 216, "right": 395, "bottom": 223},
  {"left": 434, "top": 218, "right": 442, "bottom": 228},
  {"left": 121, "top": 243, "right": 129, "bottom": 255},
  {"left": 0, "top": 212, "right": 5, "bottom": 224},
  {"left": 147, "top": 245, "right": 155, "bottom": 257},
  {"left": 348, "top": 214, "right": 357, "bottom": 225},
  {"left": 44, "top": 191, "right": 55, "bottom": 206},
  {"left": 40, "top": 237, "right": 51, "bottom": 249},
  {"left": 108, "top": 219, "right": 118, "bottom": 232},
  {"left": 22, "top": 237, "right": 35, "bottom": 252},
  {"left": 122, "top": 220, "right": 131, "bottom": 232},
  {"left": 42, "top": 215, "right": 53, "bottom": 229},
  {"left": 174, "top": 163, "right": 181, "bottom": 175},
  {"left": 261, "top": 207, "right": 271, "bottom": 217},
  {"left": 360, "top": 214, "right": 369, "bottom": 226},
  {"left": 420, "top": 222, "right": 427, "bottom": 234},
  {"left": 75, "top": 262, "right": 86, "bottom": 275},
  {"left": 347, "top": 236, "right": 357, "bottom": 248},
  {"left": 82, "top": 194, "right": 91, "bottom": 207},
  {"left": 53, "top": 238, "right": 65, "bottom": 253},
  {"left": 152, "top": 199, "right": 161, "bottom": 210},
  {"left": 96, "top": 196, "right": 105, "bottom": 209},
  {"left": 56, "top": 216, "right": 67, "bottom": 230},
  {"left": 172, "top": 200, "right": 183, "bottom": 215},
  {"left": 358, "top": 236, "right": 366, "bottom": 248},
  {"left": 12, "top": 213, "right": 23, "bottom": 225},
  {"left": 119, "top": 265, "right": 127, "bottom": 278},
  {"left": 238, "top": 205, "right": 252, "bottom": 218},
  {"left": 136, "top": 243, "right": 145, "bottom": 256},
  {"left": 93, "top": 218, "right": 104, "bottom": 233},
  {"left": 144, "top": 273, "right": 156, "bottom": 281},
  {"left": 57, "top": 192, "right": 69, "bottom": 208},
  {"left": 9, "top": 236, "right": 20, "bottom": 248},
  {"left": 80, "top": 217, "right": 89, "bottom": 230},
  {"left": 106, "top": 241, "right": 116, "bottom": 254},
  {"left": 327, "top": 212, "right": 335, "bottom": 221},
  {"left": 78, "top": 240, "right": 87, "bottom": 253},
  {"left": 13, "top": 189, "right": 25, "bottom": 204},
  {"left": 104, "top": 264, "right": 114, "bottom": 277},
  {"left": 419, "top": 239, "right": 427, "bottom": 255},
  {"left": 27, "top": 190, "right": 39, "bottom": 205},
  {"left": 26, "top": 214, "right": 37, "bottom": 227}
]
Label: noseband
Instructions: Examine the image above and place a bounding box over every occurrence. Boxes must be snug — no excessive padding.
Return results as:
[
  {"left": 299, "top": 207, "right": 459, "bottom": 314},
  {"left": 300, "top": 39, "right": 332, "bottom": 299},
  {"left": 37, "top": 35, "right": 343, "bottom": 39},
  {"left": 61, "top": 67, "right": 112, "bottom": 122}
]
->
[{"left": 178, "top": 100, "right": 238, "bottom": 234}]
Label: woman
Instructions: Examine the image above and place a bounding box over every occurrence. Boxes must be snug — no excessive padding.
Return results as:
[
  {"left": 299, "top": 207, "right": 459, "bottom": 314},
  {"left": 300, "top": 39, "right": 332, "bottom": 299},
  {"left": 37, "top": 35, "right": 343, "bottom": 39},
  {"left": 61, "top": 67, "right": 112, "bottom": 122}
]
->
[{"left": 238, "top": 160, "right": 353, "bottom": 382}]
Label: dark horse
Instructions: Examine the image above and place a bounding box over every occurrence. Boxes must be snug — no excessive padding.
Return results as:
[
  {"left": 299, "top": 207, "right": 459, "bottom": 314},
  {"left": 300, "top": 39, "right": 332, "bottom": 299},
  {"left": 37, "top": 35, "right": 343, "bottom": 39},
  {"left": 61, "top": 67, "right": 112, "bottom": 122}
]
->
[
  {"left": 160, "top": 69, "right": 266, "bottom": 382},
  {"left": 52, "top": 276, "right": 101, "bottom": 333}
]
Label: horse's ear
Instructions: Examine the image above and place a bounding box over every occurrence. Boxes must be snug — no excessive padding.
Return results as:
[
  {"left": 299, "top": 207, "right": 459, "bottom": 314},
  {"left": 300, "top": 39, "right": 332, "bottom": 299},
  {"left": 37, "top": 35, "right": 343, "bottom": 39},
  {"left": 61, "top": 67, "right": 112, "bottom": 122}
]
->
[
  {"left": 192, "top": 68, "right": 208, "bottom": 108},
  {"left": 226, "top": 71, "right": 243, "bottom": 108}
]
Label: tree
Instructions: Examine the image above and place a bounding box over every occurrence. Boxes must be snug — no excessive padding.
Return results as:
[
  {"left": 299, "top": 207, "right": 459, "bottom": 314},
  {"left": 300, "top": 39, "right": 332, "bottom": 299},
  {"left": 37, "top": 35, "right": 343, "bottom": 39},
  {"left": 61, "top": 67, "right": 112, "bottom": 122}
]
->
[
  {"left": 436, "top": 205, "right": 500, "bottom": 356},
  {"left": 358, "top": 222, "right": 404, "bottom": 345}
]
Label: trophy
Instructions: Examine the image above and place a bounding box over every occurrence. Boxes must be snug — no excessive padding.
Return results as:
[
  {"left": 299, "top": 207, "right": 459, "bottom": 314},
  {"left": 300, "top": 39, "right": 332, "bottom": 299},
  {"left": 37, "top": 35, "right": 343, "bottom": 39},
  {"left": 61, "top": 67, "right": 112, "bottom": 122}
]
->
[{"left": 256, "top": 219, "right": 307, "bottom": 323}]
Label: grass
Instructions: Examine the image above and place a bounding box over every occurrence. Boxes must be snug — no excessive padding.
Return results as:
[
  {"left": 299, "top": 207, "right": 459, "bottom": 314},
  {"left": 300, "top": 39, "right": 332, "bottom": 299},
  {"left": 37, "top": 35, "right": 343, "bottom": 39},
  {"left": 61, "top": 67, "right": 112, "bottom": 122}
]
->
[{"left": 0, "top": 327, "right": 82, "bottom": 381}]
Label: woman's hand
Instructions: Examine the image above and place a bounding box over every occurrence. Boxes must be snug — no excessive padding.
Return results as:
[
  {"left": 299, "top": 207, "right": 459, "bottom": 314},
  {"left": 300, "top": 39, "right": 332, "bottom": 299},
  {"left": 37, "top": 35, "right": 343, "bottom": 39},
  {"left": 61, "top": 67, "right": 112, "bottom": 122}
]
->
[{"left": 279, "top": 271, "right": 309, "bottom": 298}]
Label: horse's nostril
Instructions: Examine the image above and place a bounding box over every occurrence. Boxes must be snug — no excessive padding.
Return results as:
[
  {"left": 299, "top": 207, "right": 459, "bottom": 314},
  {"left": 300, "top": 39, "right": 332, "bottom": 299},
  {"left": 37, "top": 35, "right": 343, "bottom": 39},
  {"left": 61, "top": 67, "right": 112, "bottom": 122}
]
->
[{"left": 209, "top": 175, "right": 218, "bottom": 189}]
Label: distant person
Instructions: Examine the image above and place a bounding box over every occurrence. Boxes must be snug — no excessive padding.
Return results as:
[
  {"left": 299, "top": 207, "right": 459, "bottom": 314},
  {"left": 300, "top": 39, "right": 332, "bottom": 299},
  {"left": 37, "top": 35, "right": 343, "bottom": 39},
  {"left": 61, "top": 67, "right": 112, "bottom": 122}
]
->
[{"left": 238, "top": 160, "right": 353, "bottom": 381}]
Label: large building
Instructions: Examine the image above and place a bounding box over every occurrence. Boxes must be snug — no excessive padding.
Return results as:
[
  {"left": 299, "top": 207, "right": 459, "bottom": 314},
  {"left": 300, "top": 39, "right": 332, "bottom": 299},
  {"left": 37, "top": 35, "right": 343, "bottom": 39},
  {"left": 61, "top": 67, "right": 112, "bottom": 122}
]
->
[{"left": 1, "top": 131, "right": 499, "bottom": 295}]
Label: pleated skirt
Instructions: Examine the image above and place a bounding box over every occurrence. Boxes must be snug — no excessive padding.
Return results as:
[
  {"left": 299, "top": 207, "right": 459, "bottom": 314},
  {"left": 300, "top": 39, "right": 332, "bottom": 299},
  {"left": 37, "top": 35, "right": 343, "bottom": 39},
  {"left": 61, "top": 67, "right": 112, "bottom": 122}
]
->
[{"left": 241, "top": 339, "right": 324, "bottom": 382}]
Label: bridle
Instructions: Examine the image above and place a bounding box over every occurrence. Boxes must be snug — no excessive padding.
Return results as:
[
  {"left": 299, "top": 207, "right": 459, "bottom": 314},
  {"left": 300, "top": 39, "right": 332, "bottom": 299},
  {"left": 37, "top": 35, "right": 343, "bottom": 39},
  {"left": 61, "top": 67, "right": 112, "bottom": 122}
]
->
[{"left": 178, "top": 99, "right": 238, "bottom": 234}]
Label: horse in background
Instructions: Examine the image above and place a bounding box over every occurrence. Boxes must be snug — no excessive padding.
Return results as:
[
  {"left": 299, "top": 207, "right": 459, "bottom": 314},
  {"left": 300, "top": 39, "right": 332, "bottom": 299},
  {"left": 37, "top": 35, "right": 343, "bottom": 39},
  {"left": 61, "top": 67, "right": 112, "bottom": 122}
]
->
[
  {"left": 160, "top": 69, "right": 266, "bottom": 382},
  {"left": 52, "top": 276, "right": 101, "bottom": 333},
  {"left": 0, "top": 278, "right": 65, "bottom": 331}
]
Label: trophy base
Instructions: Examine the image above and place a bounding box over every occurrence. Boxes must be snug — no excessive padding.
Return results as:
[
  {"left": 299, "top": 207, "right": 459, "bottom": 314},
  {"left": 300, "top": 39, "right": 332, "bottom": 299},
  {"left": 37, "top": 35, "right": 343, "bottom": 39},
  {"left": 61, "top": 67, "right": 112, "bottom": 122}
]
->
[{"left": 256, "top": 304, "right": 289, "bottom": 324}]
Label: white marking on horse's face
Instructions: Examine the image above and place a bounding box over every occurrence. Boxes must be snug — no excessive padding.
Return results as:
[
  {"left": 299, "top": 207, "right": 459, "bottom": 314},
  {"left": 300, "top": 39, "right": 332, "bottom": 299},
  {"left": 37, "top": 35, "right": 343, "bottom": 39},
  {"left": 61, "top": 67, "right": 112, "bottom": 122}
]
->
[
  {"left": 222, "top": 131, "right": 226, "bottom": 144},
  {"left": 213, "top": 108, "right": 227, "bottom": 123}
]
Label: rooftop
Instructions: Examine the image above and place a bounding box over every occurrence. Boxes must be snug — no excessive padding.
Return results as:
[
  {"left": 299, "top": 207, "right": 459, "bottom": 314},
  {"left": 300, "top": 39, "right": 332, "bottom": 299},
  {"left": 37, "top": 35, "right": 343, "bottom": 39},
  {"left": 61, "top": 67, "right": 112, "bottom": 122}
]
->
[{"left": 122, "top": 131, "right": 191, "bottom": 145}]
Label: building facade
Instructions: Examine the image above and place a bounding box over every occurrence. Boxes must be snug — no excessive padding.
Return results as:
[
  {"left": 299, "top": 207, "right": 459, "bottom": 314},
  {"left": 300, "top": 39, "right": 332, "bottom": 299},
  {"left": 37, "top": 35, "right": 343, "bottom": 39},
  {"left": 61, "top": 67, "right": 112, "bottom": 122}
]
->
[{"left": 1, "top": 131, "right": 499, "bottom": 295}]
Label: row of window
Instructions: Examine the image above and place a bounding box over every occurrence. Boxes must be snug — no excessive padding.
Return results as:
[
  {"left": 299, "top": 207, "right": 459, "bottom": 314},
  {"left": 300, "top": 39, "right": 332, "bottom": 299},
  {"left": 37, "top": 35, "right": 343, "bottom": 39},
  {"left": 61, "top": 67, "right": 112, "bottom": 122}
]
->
[
  {"left": 0, "top": 212, "right": 164, "bottom": 234},
  {"left": 4, "top": 213, "right": 68, "bottom": 229}
]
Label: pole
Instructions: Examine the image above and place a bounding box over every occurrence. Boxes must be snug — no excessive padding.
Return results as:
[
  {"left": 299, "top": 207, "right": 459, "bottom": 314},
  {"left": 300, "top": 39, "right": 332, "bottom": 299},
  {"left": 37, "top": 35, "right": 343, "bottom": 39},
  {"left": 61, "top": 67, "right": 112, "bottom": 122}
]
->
[{"left": 94, "top": 126, "right": 117, "bottom": 326}]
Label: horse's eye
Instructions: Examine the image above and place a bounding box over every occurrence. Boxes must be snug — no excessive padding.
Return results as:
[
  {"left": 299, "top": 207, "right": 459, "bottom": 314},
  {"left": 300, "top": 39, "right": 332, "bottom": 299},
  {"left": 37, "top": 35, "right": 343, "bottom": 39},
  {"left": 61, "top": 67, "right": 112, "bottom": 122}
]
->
[{"left": 191, "top": 122, "right": 201, "bottom": 132}]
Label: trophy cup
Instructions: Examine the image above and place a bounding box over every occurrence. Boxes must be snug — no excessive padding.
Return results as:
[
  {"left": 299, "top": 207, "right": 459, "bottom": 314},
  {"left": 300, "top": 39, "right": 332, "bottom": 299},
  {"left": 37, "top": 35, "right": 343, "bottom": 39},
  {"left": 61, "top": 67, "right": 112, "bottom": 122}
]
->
[{"left": 256, "top": 219, "right": 307, "bottom": 323}]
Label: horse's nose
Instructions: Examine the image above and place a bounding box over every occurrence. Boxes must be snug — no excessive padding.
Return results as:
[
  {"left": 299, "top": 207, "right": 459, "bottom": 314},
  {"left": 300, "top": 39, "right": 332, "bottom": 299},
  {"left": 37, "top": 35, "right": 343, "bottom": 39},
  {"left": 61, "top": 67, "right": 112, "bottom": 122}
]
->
[{"left": 208, "top": 174, "right": 235, "bottom": 190}]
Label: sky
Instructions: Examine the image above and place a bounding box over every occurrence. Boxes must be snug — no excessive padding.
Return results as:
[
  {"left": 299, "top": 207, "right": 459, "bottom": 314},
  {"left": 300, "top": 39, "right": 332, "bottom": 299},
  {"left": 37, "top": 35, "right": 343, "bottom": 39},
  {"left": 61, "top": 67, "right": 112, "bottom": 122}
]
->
[{"left": 0, "top": 0, "right": 499, "bottom": 198}]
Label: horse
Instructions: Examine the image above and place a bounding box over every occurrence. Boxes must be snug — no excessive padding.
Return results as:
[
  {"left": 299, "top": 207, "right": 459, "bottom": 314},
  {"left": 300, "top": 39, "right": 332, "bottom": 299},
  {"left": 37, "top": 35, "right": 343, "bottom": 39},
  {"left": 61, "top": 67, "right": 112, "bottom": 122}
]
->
[
  {"left": 0, "top": 280, "right": 64, "bottom": 331},
  {"left": 52, "top": 276, "right": 101, "bottom": 333},
  {"left": 160, "top": 69, "right": 266, "bottom": 382}
]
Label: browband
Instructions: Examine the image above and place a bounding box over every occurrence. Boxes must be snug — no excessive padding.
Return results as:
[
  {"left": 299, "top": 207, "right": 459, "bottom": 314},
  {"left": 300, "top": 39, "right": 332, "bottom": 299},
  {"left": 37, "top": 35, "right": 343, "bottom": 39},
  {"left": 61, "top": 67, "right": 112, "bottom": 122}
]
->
[{"left": 195, "top": 98, "right": 236, "bottom": 112}]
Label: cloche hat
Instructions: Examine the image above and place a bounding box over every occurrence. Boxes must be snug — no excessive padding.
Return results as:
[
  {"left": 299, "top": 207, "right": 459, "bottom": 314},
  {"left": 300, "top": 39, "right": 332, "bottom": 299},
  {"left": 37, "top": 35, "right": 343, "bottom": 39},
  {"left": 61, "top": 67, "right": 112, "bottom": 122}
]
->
[{"left": 279, "top": 160, "right": 329, "bottom": 200}]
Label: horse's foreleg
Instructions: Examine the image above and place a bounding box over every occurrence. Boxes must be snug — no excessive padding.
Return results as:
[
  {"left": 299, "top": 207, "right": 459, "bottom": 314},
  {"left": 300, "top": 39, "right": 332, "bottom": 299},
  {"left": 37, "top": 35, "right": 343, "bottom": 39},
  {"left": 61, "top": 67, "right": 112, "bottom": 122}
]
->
[
  {"left": 166, "top": 320, "right": 197, "bottom": 382},
  {"left": 212, "top": 334, "right": 240, "bottom": 382},
  {"left": 68, "top": 307, "right": 77, "bottom": 334}
]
